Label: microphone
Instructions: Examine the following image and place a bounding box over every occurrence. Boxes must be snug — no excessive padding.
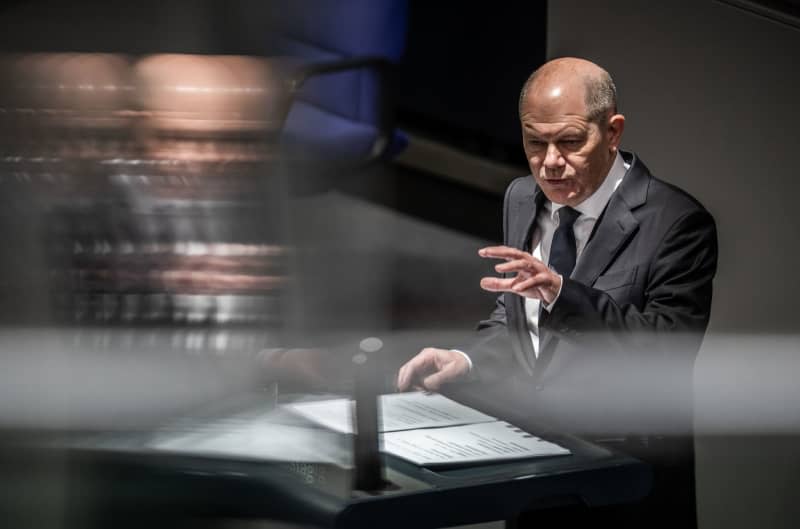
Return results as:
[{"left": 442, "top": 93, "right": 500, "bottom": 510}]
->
[{"left": 352, "top": 336, "right": 385, "bottom": 492}]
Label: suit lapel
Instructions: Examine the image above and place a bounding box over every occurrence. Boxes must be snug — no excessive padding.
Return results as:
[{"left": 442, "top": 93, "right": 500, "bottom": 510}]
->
[
  {"left": 572, "top": 152, "right": 649, "bottom": 285},
  {"left": 506, "top": 183, "right": 544, "bottom": 375},
  {"left": 516, "top": 186, "right": 545, "bottom": 251},
  {"left": 571, "top": 199, "right": 639, "bottom": 285}
]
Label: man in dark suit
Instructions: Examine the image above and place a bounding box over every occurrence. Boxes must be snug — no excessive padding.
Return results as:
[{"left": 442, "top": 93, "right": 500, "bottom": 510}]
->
[{"left": 397, "top": 57, "right": 717, "bottom": 528}]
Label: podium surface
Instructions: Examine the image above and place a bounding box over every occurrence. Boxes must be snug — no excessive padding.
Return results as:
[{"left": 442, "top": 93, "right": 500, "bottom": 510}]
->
[{"left": 51, "top": 389, "right": 651, "bottom": 529}]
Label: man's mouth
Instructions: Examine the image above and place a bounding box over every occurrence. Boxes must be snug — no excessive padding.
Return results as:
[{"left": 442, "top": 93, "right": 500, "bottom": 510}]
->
[{"left": 542, "top": 179, "right": 571, "bottom": 187}]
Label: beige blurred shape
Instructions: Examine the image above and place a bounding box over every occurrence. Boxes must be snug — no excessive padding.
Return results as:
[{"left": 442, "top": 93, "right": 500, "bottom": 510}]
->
[{"left": 134, "top": 53, "right": 288, "bottom": 134}]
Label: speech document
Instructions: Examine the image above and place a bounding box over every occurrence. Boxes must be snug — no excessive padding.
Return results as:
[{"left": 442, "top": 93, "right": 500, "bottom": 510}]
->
[{"left": 286, "top": 392, "right": 570, "bottom": 466}]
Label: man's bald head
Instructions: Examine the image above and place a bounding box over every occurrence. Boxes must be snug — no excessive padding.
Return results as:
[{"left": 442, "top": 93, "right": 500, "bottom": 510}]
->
[
  {"left": 518, "top": 57, "right": 625, "bottom": 207},
  {"left": 518, "top": 57, "right": 617, "bottom": 123}
]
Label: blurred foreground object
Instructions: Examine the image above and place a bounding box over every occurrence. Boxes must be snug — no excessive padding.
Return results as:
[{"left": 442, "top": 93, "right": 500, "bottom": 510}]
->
[
  {"left": 0, "top": 52, "right": 306, "bottom": 434},
  {"left": 0, "top": 52, "right": 291, "bottom": 328}
]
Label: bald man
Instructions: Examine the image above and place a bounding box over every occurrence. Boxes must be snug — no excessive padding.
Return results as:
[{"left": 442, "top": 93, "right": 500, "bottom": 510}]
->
[{"left": 397, "top": 58, "right": 717, "bottom": 528}]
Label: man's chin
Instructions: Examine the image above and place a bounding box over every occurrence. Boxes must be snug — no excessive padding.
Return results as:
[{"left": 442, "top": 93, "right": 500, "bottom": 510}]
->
[{"left": 540, "top": 185, "right": 580, "bottom": 205}]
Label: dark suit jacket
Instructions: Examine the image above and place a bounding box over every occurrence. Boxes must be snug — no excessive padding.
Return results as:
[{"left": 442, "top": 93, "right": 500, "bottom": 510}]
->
[{"left": 465, "top": 151, "right": 718, "bottom": 439}]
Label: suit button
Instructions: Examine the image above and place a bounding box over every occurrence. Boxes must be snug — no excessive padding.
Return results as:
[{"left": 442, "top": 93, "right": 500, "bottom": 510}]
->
[{"left": 535, "top": 384, "right": 544, "bottom": 391}]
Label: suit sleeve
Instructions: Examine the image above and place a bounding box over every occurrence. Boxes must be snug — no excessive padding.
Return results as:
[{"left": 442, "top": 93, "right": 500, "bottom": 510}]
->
[
  {"left": 461, "top": 178, "right": 524, "bottom": 376},
  {"left": 544, "top": 208, "right": 718, "bottom": 354}
]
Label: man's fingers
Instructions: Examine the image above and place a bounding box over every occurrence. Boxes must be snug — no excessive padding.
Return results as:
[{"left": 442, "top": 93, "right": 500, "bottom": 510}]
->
[
  {"left": 396, "top": 365, "right": 410, "bottom": 391},
  {"left": 397, "top": 361, "right": 423, "bottom": 391},
  {"left": 511, "top": 273, "right": 549, "bottom": 292},
  {"left": 482, "top": 269, "right": 558, "bottom": 299},
  {"left": 494, "top": 258, "right": 549, "bottom": 274},
  {"left": 479, "top": 276, "right": 517, "bottom": 292},
  {"left": 495, "top": 258, "right": 528, "bottom": 273},
  {"left": 479, "top": 245, "right": 527, "bottom": 261},
  {"left": 397, "top": 350, "right": 431, "bottom": 391},
  {"left": 420, "top": 358, "right": 465, "bottom": 391},
  {"left": 396, "top": 348, "right": 441, "bottom": 391},
  {"left": 398, "top": 348, "right": 469, "bottom": 392},
  {"left": 421, "top": 372, "right": 446, "bottom": 392}
]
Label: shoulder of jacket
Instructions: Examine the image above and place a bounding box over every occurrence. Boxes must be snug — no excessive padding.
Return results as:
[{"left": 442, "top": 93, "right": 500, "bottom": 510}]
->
[
  {"left": 647, "top": 176, "right": 712, "bottom": 217},
  {"left": 504, "top": 176, "right": 534, "bottom": 204}
]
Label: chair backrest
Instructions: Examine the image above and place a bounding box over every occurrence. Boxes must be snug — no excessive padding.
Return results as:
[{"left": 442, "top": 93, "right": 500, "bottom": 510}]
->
[
  {"left": 230, "top": 0, "right": 407, "bottom": 161},
  {"left": 259, "top": 0, "right": 407, "bottom": 125}
]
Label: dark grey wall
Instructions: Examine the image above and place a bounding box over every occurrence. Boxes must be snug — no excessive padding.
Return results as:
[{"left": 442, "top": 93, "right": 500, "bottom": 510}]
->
[
  {"left": 549, "top": 0, "right": 800, "bottom": 334},
  {"left": 548, "top": 2, "right": 800, "bottom": 528}
]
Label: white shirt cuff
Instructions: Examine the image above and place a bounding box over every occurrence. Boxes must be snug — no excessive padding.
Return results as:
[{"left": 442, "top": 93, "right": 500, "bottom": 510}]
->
[
  {"left": 451, "top": 349, "right": 473, "bottom": 372},
  {"left": 542, "top": 273, "right": 564, "bottom": 312}
]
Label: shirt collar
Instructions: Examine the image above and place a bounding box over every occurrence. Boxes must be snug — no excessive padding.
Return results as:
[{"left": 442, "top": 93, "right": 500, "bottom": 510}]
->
[{"left": 547, "top": 151, "right": 628, "bottom": 222}]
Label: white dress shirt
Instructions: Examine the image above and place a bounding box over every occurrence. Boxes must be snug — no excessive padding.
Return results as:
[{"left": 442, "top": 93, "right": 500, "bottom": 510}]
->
[{"left": 526, "top": 152, "right": 628, "bottom": 356}]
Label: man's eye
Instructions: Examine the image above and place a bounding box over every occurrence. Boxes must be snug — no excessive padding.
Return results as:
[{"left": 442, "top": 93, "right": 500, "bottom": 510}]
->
[
  {"left": 528, "top": 140, "right": 546, "bottom": 147},
  {"left": 559, "top": 139, "right": 584, "bottom": 149}
]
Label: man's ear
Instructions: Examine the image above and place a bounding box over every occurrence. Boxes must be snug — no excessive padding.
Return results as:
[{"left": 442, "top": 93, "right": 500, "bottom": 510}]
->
[{"left": 607, "top": 113, "right": 625, "bottom": 152}]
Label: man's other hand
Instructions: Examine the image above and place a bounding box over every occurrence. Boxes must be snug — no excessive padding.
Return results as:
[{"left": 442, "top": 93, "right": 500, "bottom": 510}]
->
[{"left": 396, "top": 348, "right": 470, "bottom": 392}]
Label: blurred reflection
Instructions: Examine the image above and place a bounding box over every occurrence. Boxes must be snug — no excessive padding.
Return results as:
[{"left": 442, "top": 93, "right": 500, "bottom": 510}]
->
[
  {"left": 0, "top": 53, "right": 290, "bottom": 330},
  {"left": 0, "top": 51, "right": 320, "bottom": 528}
]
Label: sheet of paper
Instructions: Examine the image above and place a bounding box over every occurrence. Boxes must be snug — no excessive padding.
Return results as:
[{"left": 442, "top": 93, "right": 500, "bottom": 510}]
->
[
  {"left": 280, "top": 398, "right": 353, "bottom": 433},
  {"left": 284, "top": 392, "right": 496, "bottom": 434},
  {"left": 381, "top": 421, "right": 571, "bottom": 467},
  {"left": 380, "top": 392, "right": 497, "bottom": 431},
  {"left": 148, "top": 409, "right": 351, "bottom": 467}
]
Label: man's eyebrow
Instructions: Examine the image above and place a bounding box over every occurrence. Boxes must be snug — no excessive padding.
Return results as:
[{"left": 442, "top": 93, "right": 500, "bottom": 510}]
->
[
  {"left": 522, "top": 122, "right": 540, "bottom": 133},
  {"left": 523, "top": 125, "right": 586, "bottom": 137},
  {"left": 556, "top": 128, "right": 586, "bottom": 137}
]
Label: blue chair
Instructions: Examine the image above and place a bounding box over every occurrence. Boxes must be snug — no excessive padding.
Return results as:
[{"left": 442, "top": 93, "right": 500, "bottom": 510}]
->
[{"left": 231, "top": 0, "right": 408, "bottom": 174}]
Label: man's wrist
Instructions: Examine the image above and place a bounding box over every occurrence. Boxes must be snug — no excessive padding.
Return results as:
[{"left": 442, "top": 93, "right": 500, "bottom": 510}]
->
[{"left": 542, "top": 274, "right": 564, "bottom": 312}]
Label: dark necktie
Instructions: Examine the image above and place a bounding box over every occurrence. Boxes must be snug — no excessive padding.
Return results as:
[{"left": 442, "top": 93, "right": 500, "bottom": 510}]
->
[
  {"left": 534, "top": 206, "right": 581, "bottom": 376},
  {"left": 548, "top": 206, "right": 580, "bottom": 277}
]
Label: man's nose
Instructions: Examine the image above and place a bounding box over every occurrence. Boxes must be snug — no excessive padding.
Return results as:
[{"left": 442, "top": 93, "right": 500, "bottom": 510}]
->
[{"left": 543, "top": 143, "right": 563, "bottom": 169}]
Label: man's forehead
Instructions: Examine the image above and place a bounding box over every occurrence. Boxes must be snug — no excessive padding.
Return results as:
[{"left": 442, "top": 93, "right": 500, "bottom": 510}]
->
[
  {"left": 522, "top": 115, "right": 590, "bottom": 136},
  {"left": 524, "top": 75, "right": 588, "bottom": 112}
]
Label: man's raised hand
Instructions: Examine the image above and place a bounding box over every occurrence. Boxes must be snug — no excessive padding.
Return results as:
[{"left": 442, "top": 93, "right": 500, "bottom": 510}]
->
[{"left": 478, "top": 246, "right": 561, "bottom": 304}]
